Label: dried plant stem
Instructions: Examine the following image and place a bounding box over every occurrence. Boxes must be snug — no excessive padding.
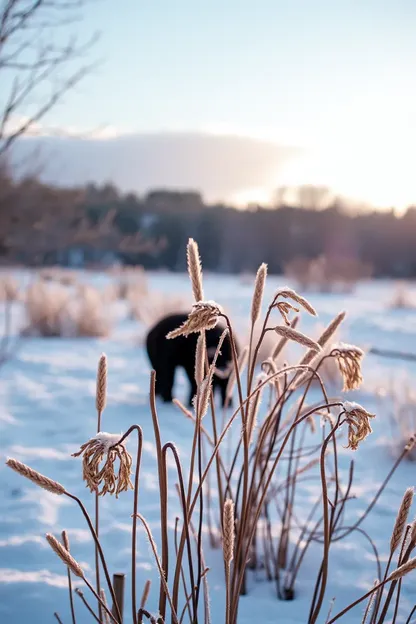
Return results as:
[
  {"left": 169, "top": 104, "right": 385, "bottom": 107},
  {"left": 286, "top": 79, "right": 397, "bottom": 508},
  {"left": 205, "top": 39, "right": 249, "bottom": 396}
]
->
[
  {"left": 95, "top": 354, "right": 107, "bottom": 623},
  {"left": 64, "top": 491, "right": 122, "bottom": 623},
  {"left": 83, "top": 577, "right": 120, "bottom": 624},
  {"left": 376, "top": 526, "right": 413, "bottom": 624},
  {"left": 54, "top": 613, "right": 64, "bottom": 624},
  {"left": 62, "top": 531, "right": 76, "bottom": 624},
  {"left": 135, "top": 514, "right": 179, "bottom": 624},
  {"left": 164, "top": 443, "right": 197, "bottom": 621},
  {"left": 230, "top": 402, "right": 343, "bottom": 622},
  {"left": 75, "top": 589, "right": 101, "bottom": 624},
  {"left": 310, "top": 418, "right": 343, "bottom": 624},
  {"left": 149, "top": 371, "right": 169, "bottom": 620},
  {"left": 405, "top": 605, "right": 416, "bottom": 624},
  {"left": 110, "top": 425, "right": 144, "bottom": 624},
  {"left": 327, "top": 577, "right": 399, "bottom": 623}
]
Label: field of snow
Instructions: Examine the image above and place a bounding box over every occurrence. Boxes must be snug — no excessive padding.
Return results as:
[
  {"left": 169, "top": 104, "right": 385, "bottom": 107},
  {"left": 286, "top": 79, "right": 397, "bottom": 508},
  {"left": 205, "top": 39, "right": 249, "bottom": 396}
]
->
[{"left": 1, "top": 271, "right": 416, "bottom": 624}]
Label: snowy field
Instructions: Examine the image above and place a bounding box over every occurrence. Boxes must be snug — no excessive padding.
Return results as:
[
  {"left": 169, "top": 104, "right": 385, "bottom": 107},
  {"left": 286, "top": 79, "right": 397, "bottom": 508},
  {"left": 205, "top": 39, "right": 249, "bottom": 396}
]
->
[{"left": 1, "top": 271, "right": 416, "bottom": 623}]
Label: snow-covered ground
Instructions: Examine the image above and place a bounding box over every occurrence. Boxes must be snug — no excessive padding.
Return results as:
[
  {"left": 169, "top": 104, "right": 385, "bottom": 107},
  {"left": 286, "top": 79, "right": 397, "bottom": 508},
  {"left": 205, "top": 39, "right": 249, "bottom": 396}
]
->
[{"left": 1, "top": 271, "right": 416, "bottom": 624}]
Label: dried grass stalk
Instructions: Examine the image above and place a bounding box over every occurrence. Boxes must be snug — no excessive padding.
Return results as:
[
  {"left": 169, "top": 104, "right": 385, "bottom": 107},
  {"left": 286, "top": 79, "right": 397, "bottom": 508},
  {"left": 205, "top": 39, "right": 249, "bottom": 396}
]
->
[
  {"left": 96, "top": 353, "right": 108, "bottom": 414},
  {"left": 251, "top": 263, "right": 267, "bottom": 324},
  {"left": 6, "top": 458, "right": 65, "bottom": 495},
  {"left": 46, "top": 533, "right": 84, "bottom": 578},
  {"left": 187, "top": 238, "right": 204, "bottom": 302},
  {"left": 100, "top": 589, "right": 111, "bottom": 624},
  {"left": 390, "top": 487, "right": 414, "bottom": 553},
  {"left": 226, "top": 345, "right": 248, "bottom": 400},
  {"left": 223, "top": 499, "right": 235, "bottom": 564},
  {"left": 274, "top": 325, "right": 321, "bottom": 352},
  {"left": 195, "top": 333, "right": 206, "bottom": 387}
]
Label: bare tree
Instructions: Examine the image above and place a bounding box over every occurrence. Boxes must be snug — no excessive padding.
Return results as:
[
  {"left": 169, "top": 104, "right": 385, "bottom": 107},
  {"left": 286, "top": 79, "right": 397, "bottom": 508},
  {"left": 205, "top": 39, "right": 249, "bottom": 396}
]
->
[{"left": 0, "top": 0, "right": 98, "bottom": 156}]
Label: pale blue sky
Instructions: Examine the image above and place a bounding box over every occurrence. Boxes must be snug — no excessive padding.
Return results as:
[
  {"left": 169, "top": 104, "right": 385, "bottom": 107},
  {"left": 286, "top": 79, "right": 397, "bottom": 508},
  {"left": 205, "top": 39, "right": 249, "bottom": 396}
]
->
[{"left": 15, "top": 1, "right": 416, "bottom": 207}]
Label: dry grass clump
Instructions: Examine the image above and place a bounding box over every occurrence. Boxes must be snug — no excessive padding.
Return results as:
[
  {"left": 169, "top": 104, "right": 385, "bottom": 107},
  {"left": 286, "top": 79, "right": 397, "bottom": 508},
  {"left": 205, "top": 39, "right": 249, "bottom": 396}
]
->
[
  {"left": 376, "top": 380, "right": 416, "bottom": 461},
  {"left": 0, "top": 274, "right": 19, "bottom": 301},
  {"left": 106, "top": 266, "right": 148, "bottom": 301},
  {"left": 285, "top": 255, "right": 372, "bottom": 294},
  {"left": 389, "top": 282, "right": 416, "bottom": 310},
  {"left": 24, "top": 280, "right": 72, "bottom": 337},
  {"left": 39, "top": 267, "right": 78, "bottom": 286},
  {"left": 5, "top": 238, "right": 416, "bottom": 624},
  {"left": 23, "top": 281, "right": 111, "bottom": 337}
]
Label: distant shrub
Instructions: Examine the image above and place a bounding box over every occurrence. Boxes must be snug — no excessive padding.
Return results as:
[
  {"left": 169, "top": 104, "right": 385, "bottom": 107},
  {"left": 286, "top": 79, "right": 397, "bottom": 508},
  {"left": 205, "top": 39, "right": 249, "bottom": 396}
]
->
[
  {"left": 389, "top": 282, "right": 416, "bottom": 310},
  {"left": 0, "top": 275, "right": 19, "bottom": 302},
  {"left": 23, "top": 281, "right": 111, "bottom": 338},
  {"left": 284, "top": 255, "right": 372, "bottom": 293}
]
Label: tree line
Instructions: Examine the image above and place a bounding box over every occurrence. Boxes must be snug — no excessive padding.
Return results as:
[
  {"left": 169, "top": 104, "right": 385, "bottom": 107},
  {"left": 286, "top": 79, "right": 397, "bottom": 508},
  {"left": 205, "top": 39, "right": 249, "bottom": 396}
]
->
[{"left": 2, "top": 172, "right": 416, "bottom": 278}]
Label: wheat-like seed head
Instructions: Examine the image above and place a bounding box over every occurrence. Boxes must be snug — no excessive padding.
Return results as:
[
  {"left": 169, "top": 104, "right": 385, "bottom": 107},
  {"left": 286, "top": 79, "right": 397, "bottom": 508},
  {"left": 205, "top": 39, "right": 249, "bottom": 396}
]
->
[
  {"left": 223, "top": 499, "right": 235, "bottom": 565},
  {"left": 390, "top": 487, "right": 414, "bottom": 553},
  {"left": 6, "top": 458, "right": 65, "bottom": 495},
  {"left": 96, "top": 353, "right": 108, "bottom": 414},
  {"left": 46, "top": 533, "right": 84, "bottom": 578},
  {"left": 187, "top": 238, "right": 204, "bottom": 303},
  {"left": 251, "top": 263, "right": 267, "bottom": 324},
  {"left": 61, "top": 530, "right": 70, "bottom": 551},
  {"left": 275, "top": 287, "right": 317, "bottom": 317},
  {"left": 387, "top": 556, "right": 416, "bottom": 581},
  {"left": 166, "top": 301, "right": 222, "bottom": 339},
  {"left": 300, "top": 311, "right": 346, "bottom": 368},
  {"left": 140, "top": 579, "right": 152, "bottom": 609},
  {"left": 274, "top": 325, "right": 321, "bottom": 352}
]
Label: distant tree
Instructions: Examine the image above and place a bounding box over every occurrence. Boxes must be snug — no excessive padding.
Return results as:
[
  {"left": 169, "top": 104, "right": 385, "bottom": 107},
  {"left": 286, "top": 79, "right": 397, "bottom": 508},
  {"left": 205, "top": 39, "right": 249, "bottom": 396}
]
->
[{"left": 0, "top": 0, "right": 98, "bottom": 156}]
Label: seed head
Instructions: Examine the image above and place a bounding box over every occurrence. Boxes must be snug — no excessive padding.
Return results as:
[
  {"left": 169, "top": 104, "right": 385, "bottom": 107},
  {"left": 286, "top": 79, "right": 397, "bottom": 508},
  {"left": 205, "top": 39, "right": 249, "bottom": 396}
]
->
[
  {"left": 6, "top": 458, "right": 65, "bottom": 495},
  {"left": 187, "top": 238, "right": 204, "bottom": 302},
  {"left": 46, "top": 533, "right": 84, "bottom": 578},
  {"left": 390, "top": 487, "right": 414, "bottom": 553},
  {"left": 166, "top": 301, "right": 222, "bottom": 339},
  {"left": 251, "top": 263, "right": 267, "bottom": 324},
  {"left": 72, "top": 432, "right": 133, "bottom": 497},
  {"left": 96, "top": 353, "right": 108, "bottom": 414},
  {"left": 223, "top": 499, "right": 235, "bottom": 564},
  {"left": 343, "top": 401, "right": 375, "bottom": 450}
]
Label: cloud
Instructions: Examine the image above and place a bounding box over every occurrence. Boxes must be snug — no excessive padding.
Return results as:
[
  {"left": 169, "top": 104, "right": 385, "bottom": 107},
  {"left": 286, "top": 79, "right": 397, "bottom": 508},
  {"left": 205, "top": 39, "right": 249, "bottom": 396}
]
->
[{"left": 11, "top": 131, "right": 300, "bottom": 202}]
